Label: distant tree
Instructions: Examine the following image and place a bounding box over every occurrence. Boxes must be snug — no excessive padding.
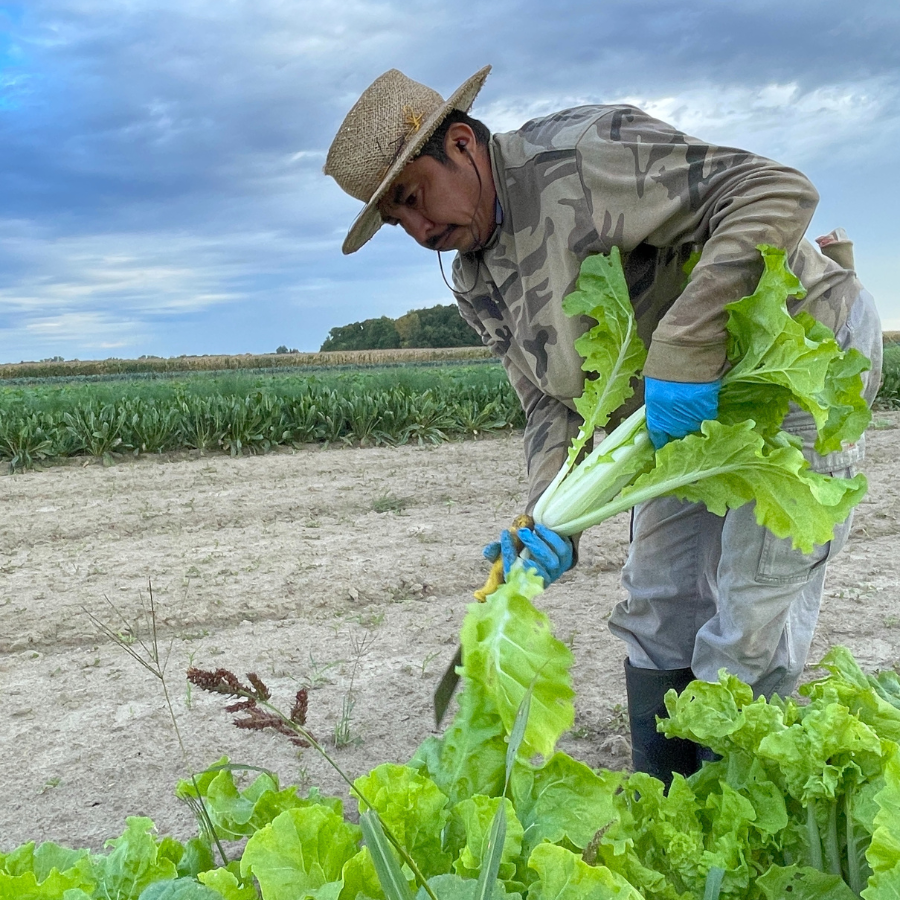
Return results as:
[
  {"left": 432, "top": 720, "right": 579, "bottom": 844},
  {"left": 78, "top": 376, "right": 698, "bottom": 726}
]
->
[
  {"left": 275, "top": 346, "right": 299, "bottom": 354},
  {"left": 320, "top": 316, "right": 401, "bottom": 352},
  {"left": 321, "top": 305, "right": 481, "bottom": 351},
  {"left": 396, "top": 304, "right": 482, "bottom": 348}
]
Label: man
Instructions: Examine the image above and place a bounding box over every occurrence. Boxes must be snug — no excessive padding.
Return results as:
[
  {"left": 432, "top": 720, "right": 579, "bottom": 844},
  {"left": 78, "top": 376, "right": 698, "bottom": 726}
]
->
[{"left": 324, "top": 65, "right": 882, "bottom": 785}]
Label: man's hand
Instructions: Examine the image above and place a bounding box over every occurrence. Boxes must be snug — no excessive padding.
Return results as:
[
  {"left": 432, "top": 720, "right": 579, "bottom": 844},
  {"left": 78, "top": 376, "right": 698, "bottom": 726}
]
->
[
  {"left": 644, "top": 377, "right": 721, "bottom": 450},
  {"left": 483, "top": 523, "right": 574, "bottom": 587}
]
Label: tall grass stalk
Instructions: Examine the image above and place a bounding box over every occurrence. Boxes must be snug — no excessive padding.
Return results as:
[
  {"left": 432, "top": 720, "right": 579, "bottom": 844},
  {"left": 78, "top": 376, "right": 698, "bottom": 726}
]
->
[{"left": 84, "top": 583, "right": 230, "bottom": 867}]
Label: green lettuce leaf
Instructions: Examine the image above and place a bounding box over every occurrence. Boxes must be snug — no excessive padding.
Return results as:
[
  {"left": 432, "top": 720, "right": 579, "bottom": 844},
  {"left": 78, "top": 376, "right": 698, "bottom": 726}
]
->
[
  {"left": 625, "top": 420, "right": 865, "bottom": 554},
  {"left": 411, "top": 684, "right": 508, "bottom": 807},
  {"left": 794, "top": 313, "right": 871, "bottom": 453},
  {"left": 91, "top": 817, "right": 179, "bottom": 900},
  {"left": 176, "top": 759, "right": 336, "bottom": 841},
  {"left": 526, "top": 844, "right": 645, "bottom": 900},
  {"left": 721, "top": 246, "right": 869, "bottom": 453},
  {"left": 197, "top": 865, "right": 258, "bottom": 900},
  {"left": 510, "top": 753, "right": 623, "bottom": 857},
  {"left": 1, "top": 842, "right": 92, "bottom": 883},
  {"left": 533, "top": 244, "right": 871, "bottom": 554},
  {"left": 802, "top": 647, "right": 900, "bottom": 744},
  {"left": 554, "top": 417, "right": 866, "bottom": 554},
  {"left": 0, "top": 868, "right": 96, "bottom": 900},
  {"left": 136, "top": 878, "right": 226, "bottom": 899},
  {"left": 864, "top": 746, "right": 900, "bottom": 885},
  {"left": 460, "top": 567, "right": 574, "bottom": 759},
  {"left": 353, "top": 764, "right": 451, "bottom": 879},
  {"left": 338, "top": 847, "right": 385, "bottom": 900},
  {"left": 563, "top": 247, "right": 647, "bottom": 452},
  {"left": 239, "top": 805, "right": 361, "bottom": 900},
  {"left": 413, "top": 873, "right": 522, "bottom": 900},
  {"left": 755, "top": 865, "right": 857, "bottom": 899},
  {"left": 659, "top": 669, "right": 787, "bottom": 757},
  {"left": 862, "top": 865, "right": 900, "bottom": 900},
  {"left": 757, "top": 702, "right": 885, "bottom": 805},
  {"left": 448, "top": 796, "right": 523, "bottom": 885}
]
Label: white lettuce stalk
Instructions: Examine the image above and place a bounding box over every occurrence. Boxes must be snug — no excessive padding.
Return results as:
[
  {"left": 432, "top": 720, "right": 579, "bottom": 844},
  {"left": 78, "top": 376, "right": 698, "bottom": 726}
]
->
[{"left": 531, "top": 246, "right": 871, "bottom": 554}]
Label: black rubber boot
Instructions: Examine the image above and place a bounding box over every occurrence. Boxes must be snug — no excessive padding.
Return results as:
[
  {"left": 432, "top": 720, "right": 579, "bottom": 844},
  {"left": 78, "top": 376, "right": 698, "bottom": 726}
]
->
[{"left": 624, "top": 659, "right": 700, "bottom": 788}]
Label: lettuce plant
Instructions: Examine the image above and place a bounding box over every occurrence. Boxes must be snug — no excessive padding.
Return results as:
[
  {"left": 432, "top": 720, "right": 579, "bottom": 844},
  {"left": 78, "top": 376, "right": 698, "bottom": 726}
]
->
[{"left": 532, "top": 246, "right": 871, "bottom": 553}]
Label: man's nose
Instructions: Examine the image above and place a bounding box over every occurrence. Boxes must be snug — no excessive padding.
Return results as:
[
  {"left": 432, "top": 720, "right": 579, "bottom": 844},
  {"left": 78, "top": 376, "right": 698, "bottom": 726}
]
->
[{"left": 399, "top": 210, "right": 436, "bottom": 246}]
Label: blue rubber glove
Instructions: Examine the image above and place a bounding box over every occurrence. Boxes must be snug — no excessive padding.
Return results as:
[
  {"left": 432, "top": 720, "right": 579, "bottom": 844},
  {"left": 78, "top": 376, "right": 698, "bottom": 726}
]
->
[
  {"left": 644, "top": 377, "right": 721, "bottom": 450},
  {"left": 483, "top": 523, "right": 574, "bottom": 587}
]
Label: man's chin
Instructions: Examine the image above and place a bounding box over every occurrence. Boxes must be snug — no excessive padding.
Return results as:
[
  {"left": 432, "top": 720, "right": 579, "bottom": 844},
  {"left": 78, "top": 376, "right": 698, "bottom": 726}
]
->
[
  {"left": 444, "top": 227, "right": 482, "bottom": 254},
  {"left": 424, "top": 226, "right": 480, "bottom": 254}
]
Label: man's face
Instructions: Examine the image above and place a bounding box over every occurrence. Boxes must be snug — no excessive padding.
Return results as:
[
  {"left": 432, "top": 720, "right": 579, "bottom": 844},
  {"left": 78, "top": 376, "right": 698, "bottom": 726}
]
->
[{"left": 377, "top": 139, "right": 496, "bottom": 253}]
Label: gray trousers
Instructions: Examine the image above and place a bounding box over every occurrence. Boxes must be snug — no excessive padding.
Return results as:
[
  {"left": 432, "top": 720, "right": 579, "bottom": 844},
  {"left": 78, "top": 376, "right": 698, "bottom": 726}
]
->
[{"left": 608, "top": 289, "right": 883, "bottom": 697}]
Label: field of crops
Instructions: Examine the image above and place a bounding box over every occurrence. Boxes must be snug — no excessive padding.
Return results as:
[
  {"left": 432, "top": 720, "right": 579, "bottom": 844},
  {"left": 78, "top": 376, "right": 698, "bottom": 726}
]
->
[
  {"left": 0, "top": 346, "right": 492, "bottom": 380},
  {"left": 0, "top": 362, "right": 525, "bottom": 472},
  {"left": 2, "top": 333, "right": 900, "bottom": 897},
  {"left": 1, "top": 343, "right": 898, "bottom": 475}
]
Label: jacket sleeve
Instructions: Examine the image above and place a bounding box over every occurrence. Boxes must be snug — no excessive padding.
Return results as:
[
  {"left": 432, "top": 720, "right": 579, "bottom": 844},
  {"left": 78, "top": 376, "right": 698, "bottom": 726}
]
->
[
  {"left": 454, "top": 268, "right": 583, "bottom": 515},
  {"left": 499, "top": 352, "right": 584, "bottom": 515},
  {"left": 576, "top": 107, "right": 820, "bottom": 382}
]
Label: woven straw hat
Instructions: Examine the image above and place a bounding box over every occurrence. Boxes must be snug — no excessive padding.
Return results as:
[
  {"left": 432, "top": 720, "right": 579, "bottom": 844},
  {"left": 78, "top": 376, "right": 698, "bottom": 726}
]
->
[{"left": 324, "top": 65, "right": 491, "bottom": 254}]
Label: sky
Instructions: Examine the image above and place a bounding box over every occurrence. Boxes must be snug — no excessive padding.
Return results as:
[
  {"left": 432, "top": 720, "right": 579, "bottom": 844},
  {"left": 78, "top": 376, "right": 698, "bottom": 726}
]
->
[{"left": 0, "top": 0, "right": 898, "bottom": 364}]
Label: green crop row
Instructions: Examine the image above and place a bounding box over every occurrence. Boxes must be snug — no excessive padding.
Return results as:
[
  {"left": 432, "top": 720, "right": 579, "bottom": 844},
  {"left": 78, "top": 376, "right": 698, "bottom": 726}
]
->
[
  {"left": 878, "top": 343, "right": 900, "bottom": 408},
  {"left": 2, "top": 347, "right": 897, "bottom": 473},
  {"left": 0, "top": 365, "right": 526, "bottom": 472}
]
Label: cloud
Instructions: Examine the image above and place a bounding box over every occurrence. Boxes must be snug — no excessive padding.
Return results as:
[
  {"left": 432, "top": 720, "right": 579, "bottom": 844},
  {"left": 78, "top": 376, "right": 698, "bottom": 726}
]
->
[{"left": 1, "top": 0, "right": 898, "bottom": 363}]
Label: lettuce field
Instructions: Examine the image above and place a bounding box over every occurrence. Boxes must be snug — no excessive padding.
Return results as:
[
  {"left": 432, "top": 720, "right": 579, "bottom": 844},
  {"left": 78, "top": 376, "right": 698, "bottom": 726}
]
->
[{"left": 1, "top": 406, "right": 900, "bottom": 898}]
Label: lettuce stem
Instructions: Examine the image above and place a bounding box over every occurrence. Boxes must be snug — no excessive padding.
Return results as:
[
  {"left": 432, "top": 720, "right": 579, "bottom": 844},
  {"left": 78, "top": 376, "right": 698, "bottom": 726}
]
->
[
  {"left": 845, "top": 791, "right": 862, "bottom": 894},
  {"left": 824, "top": 799, "right": 842, "bottom": 876},
  {"left": 806, "top": 800, "right": 824, "bottom": 872}
]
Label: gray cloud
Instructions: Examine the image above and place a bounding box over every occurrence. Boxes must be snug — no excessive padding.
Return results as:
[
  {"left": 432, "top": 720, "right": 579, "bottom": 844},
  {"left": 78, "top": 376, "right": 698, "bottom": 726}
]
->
[{"left": 1, "top": 0, "right": 898, "bottom": 363}]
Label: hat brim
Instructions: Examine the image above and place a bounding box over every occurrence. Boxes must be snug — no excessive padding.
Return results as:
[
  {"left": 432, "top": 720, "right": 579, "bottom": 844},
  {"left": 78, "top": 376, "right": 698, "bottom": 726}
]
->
[{"left": 342, "top": 64, "right": 492, "bottom": 255}]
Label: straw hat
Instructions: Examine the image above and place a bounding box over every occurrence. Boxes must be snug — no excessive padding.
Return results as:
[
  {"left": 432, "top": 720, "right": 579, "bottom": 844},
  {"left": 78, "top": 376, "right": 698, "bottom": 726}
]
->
[{"left": 324, "top": 65, "right": 492, "bottom": 254}]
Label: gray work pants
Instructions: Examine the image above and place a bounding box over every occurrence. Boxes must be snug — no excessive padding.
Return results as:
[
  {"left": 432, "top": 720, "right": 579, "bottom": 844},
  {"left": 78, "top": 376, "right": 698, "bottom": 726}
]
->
[{"left": 608, "top": 289, "right": 883, "bottom": 697}]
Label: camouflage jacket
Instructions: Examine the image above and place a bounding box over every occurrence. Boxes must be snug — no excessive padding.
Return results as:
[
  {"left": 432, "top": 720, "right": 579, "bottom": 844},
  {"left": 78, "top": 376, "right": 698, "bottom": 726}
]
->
[{"left": 452, "top": 105, "right": 863, "bottom": 511}]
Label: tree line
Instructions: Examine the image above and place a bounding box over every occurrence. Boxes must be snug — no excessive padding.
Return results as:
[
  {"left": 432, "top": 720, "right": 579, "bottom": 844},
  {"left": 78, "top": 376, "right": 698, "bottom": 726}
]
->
[{"left": 319, "top": 304, "right": 483, "bottom": 352}]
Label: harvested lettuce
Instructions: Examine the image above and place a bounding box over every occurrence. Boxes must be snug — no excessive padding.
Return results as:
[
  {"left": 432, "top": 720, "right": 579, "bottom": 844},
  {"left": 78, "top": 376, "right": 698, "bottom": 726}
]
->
[{"left": 531, "top": 246, "right": 871, "bottom": 554}]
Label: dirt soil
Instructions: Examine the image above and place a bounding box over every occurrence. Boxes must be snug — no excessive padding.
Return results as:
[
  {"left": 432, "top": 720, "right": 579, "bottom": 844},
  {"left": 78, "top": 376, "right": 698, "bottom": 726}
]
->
[{"left": 2, "top": 410, "right": 900, "bottom": 852}]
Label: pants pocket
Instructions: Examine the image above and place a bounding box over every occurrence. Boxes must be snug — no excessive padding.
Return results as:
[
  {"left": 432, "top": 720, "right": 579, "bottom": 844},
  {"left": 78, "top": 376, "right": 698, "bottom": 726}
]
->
[
  {"left": 755, "top": 462, "right": 857, "bottom": 585},
  {"left": 756, "top": 531, "right": 831, "bottom": 585}
]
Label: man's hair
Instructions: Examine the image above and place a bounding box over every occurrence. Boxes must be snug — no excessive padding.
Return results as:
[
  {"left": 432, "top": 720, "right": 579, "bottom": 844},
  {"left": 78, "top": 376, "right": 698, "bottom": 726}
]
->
[{"left": 416, "top": 109, "right": 491, "bottom": 165}]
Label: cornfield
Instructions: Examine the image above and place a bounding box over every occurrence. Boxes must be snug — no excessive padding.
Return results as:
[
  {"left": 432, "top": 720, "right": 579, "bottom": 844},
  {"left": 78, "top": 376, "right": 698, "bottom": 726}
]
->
[
  {"left": 0, "top": 346, "right": 492, "bottom": 381},
  {"left": 0, "top": 364, "right": 524, "bottom": 472}
]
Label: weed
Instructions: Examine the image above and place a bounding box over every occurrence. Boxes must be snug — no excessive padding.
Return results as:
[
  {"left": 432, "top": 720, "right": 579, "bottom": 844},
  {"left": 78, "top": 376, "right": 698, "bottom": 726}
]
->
[
  {"left": 371, "top": 492, "right": 410, "bottom": 514},
  {"left": 85, "top": 582, "right": 230, "bottom": 867},
  {"left": 333, "top": 631, "right": 376, "bottom": 749},
  {"left": 333, "top": 694, "right": 357, "bottom": 749},
  {"left": 420, "top": 650, "right": 441, "bottom": 675},
  {"left": 605, "top": 703, "right": 629, "bottom": 734},
  {"left": 299, "top": 652, "right": 340, "bottom": 689},
  {"left": 351, "top": 609, "right": 385, "bottom": 628},
  {"left": 39, "top": 776, "right": 62, "bottom": 794}
]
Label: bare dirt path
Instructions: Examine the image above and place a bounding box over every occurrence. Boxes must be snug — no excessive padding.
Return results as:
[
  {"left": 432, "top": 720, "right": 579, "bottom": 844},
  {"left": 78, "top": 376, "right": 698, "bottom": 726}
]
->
[{"left": 2, "top": 412, "right": 899, "bottom": 851}]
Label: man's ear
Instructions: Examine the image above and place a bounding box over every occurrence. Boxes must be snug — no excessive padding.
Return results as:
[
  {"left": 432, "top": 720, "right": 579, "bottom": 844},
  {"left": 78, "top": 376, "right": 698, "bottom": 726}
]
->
[{"left": 445, "top": 122, "right": 477, "bottom": 156}]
